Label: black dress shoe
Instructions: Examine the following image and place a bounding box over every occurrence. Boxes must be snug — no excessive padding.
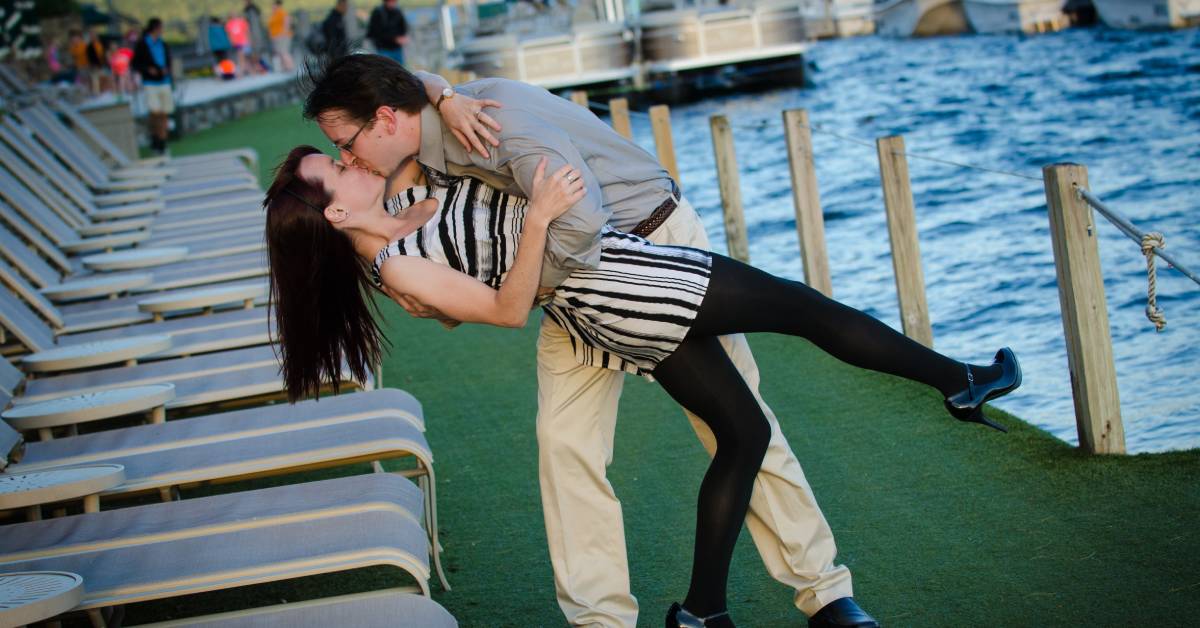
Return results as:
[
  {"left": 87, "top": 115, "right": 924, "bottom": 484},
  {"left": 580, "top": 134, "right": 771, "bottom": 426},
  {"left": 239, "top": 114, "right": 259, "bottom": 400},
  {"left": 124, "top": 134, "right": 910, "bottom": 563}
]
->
[
  {"left": 808, "top": 597, "right": 879, "bottom": 628},
  {"left": 944, "top": 347, "right": 1022, "bottom": 433}
]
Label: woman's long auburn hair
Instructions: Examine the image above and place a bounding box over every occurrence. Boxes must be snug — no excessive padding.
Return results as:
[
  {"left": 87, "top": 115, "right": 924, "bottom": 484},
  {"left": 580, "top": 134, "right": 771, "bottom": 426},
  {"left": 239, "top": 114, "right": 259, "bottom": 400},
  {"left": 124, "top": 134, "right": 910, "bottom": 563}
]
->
[{"left": 263, "top": 145, "right": 386, "bottom": 402}]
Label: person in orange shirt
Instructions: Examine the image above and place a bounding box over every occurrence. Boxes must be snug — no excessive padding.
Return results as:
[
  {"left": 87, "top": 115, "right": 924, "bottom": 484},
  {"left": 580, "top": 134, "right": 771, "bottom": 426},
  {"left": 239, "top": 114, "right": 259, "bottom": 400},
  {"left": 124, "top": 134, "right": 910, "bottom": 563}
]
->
[
  {"left": 68, "top": 29, "right": 88, "bottom": 68},
  {"left": 268, "top": 1, "right": 295, "bottom": 71},
  {"left": 226, "top": 13, "right": 251, "bottom": 76}
]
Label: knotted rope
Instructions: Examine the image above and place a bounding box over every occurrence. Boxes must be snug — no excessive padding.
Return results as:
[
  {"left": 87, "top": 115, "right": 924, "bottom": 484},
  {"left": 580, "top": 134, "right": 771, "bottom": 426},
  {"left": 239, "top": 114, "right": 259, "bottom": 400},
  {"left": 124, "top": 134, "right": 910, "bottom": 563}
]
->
[{"left": 1141, "top": 232, "right": 1167, "bottom": 332}]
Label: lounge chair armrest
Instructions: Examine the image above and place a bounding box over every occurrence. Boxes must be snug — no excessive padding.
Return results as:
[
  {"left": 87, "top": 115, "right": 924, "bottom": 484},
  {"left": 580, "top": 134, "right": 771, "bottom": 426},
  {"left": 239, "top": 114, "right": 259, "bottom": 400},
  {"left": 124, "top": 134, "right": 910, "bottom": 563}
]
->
[
  {"left": 41, "top": 273, "right": 153, "bottom": 302},
  {"left": 137, "top": 283, "right": 267, "bottom": 319},
  {"left": 3, "top": 384, "right": 175, "bottom": 435},
  {"left": 82, "top": 247, "right": 189, "bottom": 272},
  {"left": 20, "top": 335, "right": 172, "bottom": 374},
  {"left": 0, "top": 464, "right": 125, "bottom": 512}
]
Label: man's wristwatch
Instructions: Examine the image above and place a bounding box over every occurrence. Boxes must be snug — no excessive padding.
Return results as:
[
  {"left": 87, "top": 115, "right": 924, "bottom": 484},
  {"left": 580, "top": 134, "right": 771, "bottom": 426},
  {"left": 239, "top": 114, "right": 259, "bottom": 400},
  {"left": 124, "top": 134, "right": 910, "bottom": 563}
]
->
[{"left": 435, "top": 87, "right": 455, "bottom": 111}]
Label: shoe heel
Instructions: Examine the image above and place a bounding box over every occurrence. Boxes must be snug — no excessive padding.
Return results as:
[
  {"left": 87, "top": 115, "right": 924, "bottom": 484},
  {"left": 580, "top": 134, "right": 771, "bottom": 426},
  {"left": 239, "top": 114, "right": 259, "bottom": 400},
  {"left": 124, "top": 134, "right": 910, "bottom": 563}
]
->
[{"left": 967, "top": 407, "right": 1007, "bottom": 433}]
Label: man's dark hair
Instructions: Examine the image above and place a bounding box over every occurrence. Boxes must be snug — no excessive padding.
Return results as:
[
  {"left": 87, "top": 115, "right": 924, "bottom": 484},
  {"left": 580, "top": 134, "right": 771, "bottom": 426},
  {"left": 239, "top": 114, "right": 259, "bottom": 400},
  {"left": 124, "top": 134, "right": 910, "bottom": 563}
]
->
[
  {"left": 144, "top": 17, "right": 163, "bottom": 34},
  {"left": 303, "top": 53, "right": 426, "bottom": 124}
]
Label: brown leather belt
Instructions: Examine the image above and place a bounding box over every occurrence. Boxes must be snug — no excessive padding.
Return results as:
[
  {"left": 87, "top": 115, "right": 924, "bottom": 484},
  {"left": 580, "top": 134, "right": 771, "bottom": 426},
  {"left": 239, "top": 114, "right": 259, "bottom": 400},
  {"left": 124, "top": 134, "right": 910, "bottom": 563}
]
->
[{"left": 630, "top": 179, "right": 680, "bottom": 238}]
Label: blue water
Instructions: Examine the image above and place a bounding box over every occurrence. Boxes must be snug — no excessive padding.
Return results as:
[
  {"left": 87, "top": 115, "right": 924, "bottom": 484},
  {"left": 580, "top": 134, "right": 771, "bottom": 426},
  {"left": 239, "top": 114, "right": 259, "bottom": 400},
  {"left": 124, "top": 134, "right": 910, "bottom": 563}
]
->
[{"left": 622, "top": 27, "right": 1200, "bottom": 453}]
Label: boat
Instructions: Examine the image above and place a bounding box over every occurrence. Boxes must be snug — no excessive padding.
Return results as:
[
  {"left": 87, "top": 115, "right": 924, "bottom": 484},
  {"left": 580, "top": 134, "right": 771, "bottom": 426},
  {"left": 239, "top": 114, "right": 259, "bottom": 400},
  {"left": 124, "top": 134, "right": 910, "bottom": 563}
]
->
[
  {"left": 963, "top": 0, "right": 1070, "bottom": 33},
  {"left": 638, "top": 2, "right": 810, "bottom": 99},
  {"left": 832, "top": 0, "right": 878, "bottom": 36},
  {"left": 873, "top": 0, "right": 970, "bottom": 36},
  {"left": 1091, "top": 0, "right": 1200, "bottom": 29},
  {"left": 455, "top": 1, "right": 812, "bottom": 99},
  {"left": 457, "top": 21, "right": 637, "bottom": 90}
]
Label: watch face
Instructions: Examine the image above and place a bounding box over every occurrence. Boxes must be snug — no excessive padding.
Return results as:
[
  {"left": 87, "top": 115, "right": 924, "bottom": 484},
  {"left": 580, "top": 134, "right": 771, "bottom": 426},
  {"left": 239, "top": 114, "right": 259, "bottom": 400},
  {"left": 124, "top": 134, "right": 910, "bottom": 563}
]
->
[{"left": 443, "top": 88, "right": 454, "bottom": 98}]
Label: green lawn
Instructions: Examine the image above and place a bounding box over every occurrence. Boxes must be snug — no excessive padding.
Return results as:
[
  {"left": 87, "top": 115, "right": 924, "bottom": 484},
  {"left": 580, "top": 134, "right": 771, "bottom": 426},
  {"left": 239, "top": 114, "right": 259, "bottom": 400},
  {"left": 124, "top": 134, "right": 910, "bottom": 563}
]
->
[{"left": 123, "top": 103, "right": 1200, "bottom": 627}]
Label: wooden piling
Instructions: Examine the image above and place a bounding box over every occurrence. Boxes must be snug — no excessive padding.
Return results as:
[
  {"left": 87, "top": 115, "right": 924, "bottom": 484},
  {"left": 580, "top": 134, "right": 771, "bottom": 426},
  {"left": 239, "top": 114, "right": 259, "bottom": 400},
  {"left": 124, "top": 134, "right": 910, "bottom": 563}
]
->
[
  {"left": 709, "top": 115, "right": 750, "bottom": 263},
  {"left": 569, "top": 90, "right": 589, "bottom": 109},
  {"left": 649, "top": 104, "right": 680, "bottom": 185},
  {"left": 1043, "top": 164, "right": 1126, "bottom": 455},
  {"left": 782, "top": 109, "right": 833, "bottom": 297},
  {"left": 875, "top": 135, "right": 933, "bottom": 347},
  {"left": 609, "top": 98, "right": 633, "bottom": 140}
]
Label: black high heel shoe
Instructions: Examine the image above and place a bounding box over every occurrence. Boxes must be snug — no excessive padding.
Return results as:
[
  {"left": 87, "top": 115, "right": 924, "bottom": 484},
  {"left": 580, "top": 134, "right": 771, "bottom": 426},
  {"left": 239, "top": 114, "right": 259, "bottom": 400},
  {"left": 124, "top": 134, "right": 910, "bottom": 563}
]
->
[
  {"left": 666, "top": 602, "right": 731, "bottom": 627},
  {"left": 944, "top": 347, "right": 1022, "bottom": 433}
]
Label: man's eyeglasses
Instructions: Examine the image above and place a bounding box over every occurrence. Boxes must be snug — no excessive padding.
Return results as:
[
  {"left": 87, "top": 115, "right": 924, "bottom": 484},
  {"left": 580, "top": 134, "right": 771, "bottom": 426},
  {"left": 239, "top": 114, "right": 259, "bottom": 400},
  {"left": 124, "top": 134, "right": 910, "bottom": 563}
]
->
[{"left": 335, "top": 117, "right": 375, "bottom": 154}]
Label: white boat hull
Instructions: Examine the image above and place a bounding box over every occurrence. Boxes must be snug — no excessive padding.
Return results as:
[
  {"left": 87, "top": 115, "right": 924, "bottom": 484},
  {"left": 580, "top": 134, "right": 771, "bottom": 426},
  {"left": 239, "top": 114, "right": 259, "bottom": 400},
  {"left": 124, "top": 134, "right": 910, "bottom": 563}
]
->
[
  {"left": 1092, "top": 0, "right": 1200, "bottom": 29},
  {"left": 963, "top": 0, "right": 1070, "bottom": 34},
  {"left": 833, "top": 0, "right": 877, "bottom": 35},
  {"left": 874, "top": 0, "right": 970, "bottom": 37}
]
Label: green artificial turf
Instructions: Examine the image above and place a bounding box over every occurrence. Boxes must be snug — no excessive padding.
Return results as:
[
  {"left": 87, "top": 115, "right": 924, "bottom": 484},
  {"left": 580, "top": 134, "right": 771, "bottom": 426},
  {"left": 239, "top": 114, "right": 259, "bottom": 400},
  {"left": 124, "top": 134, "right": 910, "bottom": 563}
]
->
[{"left": 122, "top": 104, "right": 1200, "bottom": 627}]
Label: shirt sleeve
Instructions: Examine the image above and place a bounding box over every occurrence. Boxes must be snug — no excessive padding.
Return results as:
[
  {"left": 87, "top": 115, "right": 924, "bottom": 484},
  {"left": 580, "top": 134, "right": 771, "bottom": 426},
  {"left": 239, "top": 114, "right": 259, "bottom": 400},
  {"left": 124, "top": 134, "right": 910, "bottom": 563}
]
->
[{"left": 485, "top": 108, "right": 609, "bottom": 288}]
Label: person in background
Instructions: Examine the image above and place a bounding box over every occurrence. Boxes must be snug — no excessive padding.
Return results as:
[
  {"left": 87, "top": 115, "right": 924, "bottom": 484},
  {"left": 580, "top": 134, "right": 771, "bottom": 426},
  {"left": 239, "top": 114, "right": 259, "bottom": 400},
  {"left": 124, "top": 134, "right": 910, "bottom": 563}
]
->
[
  {"left": 67, "top": 29, "right": 91, "bottom": 91},
  {"left": 131, "top": 17, "right": 174, "bottom": 155},
  {"left": 85, "top": 27, "right": 110, "bottom": 93},
  {"left": 110, "top": 43, "right": 135, "bottom": 95},
  {"left": 207, "top": 16, "right": 233, "bottom": 69},
  {"left": 43, "top": 37, "right": 75, "bottom": 86},
  {"left": 367, "top": 0, "right": 408, "bottom": 66},
  {"left": 244, "top": 0, "right": 270, "bottom": 73},
  {"left": 226, "top": 12, "right": 251, "bottom": 76},
  {"left": 320, "top": 0, "right": 349, "bottom": 57},
  {"left": 268, "top": 1, "right": 295, "bottom": 72}
]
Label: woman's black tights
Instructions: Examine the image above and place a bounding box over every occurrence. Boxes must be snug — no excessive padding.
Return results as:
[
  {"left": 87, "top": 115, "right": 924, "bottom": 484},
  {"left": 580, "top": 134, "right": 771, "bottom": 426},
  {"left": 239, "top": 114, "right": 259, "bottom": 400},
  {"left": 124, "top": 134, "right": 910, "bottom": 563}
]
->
[{"left": 651, "top": 254, "right": 995, "bottom": 619}]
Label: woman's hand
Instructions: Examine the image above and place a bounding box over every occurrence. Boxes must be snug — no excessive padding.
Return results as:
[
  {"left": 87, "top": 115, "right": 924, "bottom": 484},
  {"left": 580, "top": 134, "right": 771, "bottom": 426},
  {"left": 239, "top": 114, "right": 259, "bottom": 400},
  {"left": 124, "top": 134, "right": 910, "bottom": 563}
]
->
[
  {"left": 528, "top": 158, "right": 586, "bottom": 226},
  {"left": 439, "top": 93, "right": 503, "bottom": 158}
]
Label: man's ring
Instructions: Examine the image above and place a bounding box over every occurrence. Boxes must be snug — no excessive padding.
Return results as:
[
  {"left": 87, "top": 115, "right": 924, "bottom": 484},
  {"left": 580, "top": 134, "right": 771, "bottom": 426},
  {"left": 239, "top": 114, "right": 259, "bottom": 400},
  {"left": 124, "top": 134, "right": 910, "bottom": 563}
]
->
[
  {"left": 566, "top": 173, "right": 579, "bottom": 183},
  {"left": 474, "top": 110, "right": 483, "bottom": 119}
]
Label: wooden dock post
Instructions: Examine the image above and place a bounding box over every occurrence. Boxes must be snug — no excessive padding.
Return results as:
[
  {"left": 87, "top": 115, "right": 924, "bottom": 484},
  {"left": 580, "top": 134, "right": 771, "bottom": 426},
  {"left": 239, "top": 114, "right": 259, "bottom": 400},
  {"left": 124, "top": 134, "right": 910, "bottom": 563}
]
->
[
  {"left": 649, "top": 105, "right": 680, "bottom": 185},
  {"left": 1043, "top": 164, "right": 1126, "bottom": 455},
  {"left": 709, "top": 115, "right": 750, "bottom": 263},
  {"left": 609, "top": 98, "right": 633, "bottom": 140},
  {"left": 876, "top": 135, "right": 933, "bottom": 347},
  {"left": 782, "top": 109, "right": 833, "bottom": 297},
  {"left": 569, "top": 90, "right": 589, "bottom": 109}
]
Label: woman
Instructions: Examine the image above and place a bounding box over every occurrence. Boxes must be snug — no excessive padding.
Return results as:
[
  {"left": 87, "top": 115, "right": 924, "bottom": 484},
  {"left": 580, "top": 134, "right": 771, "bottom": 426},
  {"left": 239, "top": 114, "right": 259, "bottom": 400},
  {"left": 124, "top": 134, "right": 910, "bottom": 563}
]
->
[
  {"left": 267, "top": 0, "right": 295, "bottom": 72},
  {"left": 265, "top": 147, "right": 1020, "bottom": 627}
]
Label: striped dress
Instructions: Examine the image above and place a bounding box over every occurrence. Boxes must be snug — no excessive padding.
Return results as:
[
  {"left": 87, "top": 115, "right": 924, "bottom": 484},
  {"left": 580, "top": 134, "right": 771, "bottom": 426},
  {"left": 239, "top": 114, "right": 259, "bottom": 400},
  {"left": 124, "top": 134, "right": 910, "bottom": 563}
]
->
[{"left": 371, "top": 176, "right": 712, "bottom": 377}]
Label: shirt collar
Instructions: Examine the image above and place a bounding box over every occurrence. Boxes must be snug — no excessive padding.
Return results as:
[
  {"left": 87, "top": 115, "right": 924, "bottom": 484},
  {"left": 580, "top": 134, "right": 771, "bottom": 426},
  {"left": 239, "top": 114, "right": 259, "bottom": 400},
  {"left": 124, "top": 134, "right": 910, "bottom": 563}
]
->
[{"left": 417, "top": 104, "right": 447, "bottom": 174}]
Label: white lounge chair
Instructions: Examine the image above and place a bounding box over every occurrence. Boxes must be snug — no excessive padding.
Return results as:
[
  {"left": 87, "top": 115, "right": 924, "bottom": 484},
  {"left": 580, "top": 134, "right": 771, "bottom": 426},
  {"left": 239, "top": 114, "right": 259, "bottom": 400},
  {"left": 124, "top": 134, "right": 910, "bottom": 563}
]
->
[
  {"left": 0, "top": 117, "right": 262, "bottom": 216},
  {"left": 0, "top": 473, "right": 434, "bottom": 625},
  {"left": 0, "top": 254, "right": 267, "bottom": 336},
  {"left": 0, "top": 153, "right": 264, "bottom": 275},
  {"left": 12, "top": 108, "right": 259, "bottom": 201},
  {"left": 0, "top": 386, "right": 448, "bottom": 590},
  {"left": 48, "top": 101, "right": 258, "bottom": 178},
  {"left": 0, "top": 136, "right": 264, "bottom": 249},
  {"left": 0, "top": 300, "right": 368, "bottom": 412}
]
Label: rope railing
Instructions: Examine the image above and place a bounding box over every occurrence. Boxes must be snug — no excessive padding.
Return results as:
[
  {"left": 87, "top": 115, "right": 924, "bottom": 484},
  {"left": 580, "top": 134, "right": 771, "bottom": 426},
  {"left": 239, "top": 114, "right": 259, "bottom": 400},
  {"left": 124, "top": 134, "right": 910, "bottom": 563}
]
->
[
  {"left": 1074, "top": 187, "right": 1200, "bottom": 332},
  {"left": 1075, "top": 187, "right": 1200, "bottom": 287}
]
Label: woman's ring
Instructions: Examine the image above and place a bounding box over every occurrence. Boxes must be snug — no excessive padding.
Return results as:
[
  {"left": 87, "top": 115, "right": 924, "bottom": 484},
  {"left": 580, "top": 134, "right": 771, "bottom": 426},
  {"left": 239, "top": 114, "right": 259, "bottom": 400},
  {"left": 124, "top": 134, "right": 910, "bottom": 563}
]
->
[{"left": 474, "top": 110, "right": 483, "bottom": 119}]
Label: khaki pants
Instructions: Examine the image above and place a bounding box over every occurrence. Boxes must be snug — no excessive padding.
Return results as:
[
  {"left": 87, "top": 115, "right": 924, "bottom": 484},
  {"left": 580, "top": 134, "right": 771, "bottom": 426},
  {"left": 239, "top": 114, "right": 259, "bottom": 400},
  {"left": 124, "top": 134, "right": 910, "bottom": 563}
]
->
[{"left": 536, "top": 196, "right": 854, "bottom": 627}]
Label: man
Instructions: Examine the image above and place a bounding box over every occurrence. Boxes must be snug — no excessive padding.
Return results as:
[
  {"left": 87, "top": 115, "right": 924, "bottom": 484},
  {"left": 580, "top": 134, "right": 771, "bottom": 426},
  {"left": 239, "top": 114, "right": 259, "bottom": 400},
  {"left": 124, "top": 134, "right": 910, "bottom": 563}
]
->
[
  {"left": 367, "top": 0, "right": 408, "bottom": 66},
  {"left": 131, "top": 18, "right": 173, "bottom": 154},
  {"left": 319, "top": 0, "right": 349, "bottom": 57},
  {"left": 304, "top": 54, "right": 879, "bottom": 628}
]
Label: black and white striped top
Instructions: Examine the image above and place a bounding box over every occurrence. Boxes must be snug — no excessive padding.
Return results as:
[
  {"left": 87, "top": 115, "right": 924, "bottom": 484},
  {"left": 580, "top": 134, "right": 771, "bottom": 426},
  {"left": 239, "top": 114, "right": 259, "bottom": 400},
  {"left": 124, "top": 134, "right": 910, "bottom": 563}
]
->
[{"left": 372, "top": 176, "right": 712, "bottom": 376}]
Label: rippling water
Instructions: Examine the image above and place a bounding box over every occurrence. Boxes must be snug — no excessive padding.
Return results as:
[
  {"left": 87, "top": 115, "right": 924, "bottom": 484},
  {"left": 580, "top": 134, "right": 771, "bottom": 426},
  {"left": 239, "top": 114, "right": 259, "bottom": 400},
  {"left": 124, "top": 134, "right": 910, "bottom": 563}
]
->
[{"left": 622, "top": 27, "right": 1200, "bottom": 453}]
